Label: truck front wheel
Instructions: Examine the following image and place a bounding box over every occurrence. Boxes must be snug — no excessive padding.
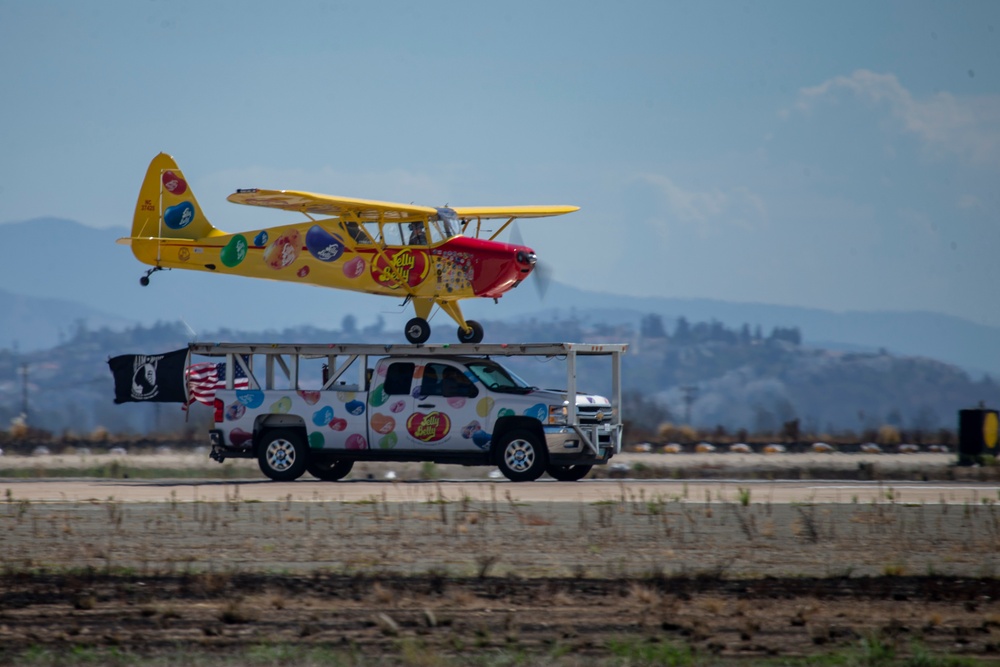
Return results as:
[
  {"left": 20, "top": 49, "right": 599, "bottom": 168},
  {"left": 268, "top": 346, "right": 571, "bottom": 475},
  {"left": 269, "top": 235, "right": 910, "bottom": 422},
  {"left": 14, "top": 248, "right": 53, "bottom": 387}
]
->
[
  {"left": 307, "top": 459, "right": 354, "bottom": 481},
  {"left": 546, "top": 464, "right": 593, "bottom": 482},
  {"left": 257, "top": 429, "right": 308, "bottom": 481},
  {"left": 493, "top": 429, "right": 548, "bottom": 482}
]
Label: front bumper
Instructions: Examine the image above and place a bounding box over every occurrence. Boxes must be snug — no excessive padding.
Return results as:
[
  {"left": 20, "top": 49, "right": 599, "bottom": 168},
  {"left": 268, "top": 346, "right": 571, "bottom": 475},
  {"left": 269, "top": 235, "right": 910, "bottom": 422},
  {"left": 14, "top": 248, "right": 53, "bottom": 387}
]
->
[{"left": 544, "top": 422, "right": 622, "bottom": 464}]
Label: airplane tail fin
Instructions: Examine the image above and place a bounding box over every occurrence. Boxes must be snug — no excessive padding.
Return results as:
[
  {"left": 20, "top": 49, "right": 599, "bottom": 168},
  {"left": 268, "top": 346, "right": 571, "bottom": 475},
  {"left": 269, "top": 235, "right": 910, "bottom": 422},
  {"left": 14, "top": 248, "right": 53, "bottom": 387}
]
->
[{"left": 129, "top": 153, "right": 222, "bottom": 243}]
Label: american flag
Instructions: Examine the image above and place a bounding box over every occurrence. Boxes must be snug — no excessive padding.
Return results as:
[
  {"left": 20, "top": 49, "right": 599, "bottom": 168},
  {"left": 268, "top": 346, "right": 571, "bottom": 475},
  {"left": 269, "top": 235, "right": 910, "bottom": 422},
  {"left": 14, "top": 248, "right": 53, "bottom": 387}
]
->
[{"left": 186, "top": 359, "right": 251, "bottom": 405}]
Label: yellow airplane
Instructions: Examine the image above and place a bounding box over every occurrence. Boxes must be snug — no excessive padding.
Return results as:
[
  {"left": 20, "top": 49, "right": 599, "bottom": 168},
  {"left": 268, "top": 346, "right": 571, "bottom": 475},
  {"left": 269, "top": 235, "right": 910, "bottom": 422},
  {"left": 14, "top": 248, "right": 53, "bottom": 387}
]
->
[{"left": 120, "top": 153, "right": 578, "bottom": 343}]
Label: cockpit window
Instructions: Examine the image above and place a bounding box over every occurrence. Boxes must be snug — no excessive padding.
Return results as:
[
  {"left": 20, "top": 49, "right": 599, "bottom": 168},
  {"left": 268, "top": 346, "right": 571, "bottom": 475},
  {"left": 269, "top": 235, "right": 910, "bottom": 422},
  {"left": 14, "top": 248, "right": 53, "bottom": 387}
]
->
[
  {"left": 342, "top": 221, "right": 373, "bottom": 244},
  {"left": 433, "top": 207, "right": 460, "bottom": 240}
]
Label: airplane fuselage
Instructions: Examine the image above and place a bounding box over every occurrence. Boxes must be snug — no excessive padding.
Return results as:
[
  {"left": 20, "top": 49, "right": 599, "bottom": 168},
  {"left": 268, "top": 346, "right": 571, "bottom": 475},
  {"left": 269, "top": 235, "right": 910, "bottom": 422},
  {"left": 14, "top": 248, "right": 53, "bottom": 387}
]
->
[{"left": 129, "top": 222, "right": 536, "bottom": 303}]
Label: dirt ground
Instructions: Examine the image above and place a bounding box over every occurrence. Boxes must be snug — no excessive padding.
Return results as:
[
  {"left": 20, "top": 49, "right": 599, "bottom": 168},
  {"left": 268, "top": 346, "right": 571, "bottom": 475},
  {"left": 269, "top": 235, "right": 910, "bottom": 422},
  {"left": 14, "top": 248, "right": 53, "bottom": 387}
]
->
[{"left": 3, "top": 453, "right": 1000, "bottom": 665}]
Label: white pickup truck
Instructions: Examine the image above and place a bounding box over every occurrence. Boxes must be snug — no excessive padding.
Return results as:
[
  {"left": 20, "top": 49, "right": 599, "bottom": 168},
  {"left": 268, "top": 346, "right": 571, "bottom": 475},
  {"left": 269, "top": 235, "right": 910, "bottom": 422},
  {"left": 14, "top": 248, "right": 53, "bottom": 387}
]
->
[{"left": 192, "top": 342, "right": 626, "bottom": 482}]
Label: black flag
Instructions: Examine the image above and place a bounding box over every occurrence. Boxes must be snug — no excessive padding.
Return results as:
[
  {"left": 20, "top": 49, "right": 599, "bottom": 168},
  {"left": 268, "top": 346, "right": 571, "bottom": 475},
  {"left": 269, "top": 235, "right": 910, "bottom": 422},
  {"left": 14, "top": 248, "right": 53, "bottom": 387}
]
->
[{"left": 108, "top": 348, "right": 188, "bottom": 404}]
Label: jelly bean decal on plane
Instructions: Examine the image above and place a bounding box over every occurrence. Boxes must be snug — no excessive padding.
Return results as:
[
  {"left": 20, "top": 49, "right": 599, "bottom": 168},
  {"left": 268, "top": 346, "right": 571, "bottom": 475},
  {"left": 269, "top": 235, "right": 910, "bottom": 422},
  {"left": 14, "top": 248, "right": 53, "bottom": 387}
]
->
[
  {"left": 372, "top": 248, "right": 429, "bottom": 289},
  {"left": 220, "top": 235, "right": 248, "bottom": 268},
  {"left": 161, "top": 170, "right": 187, "bottom": 195},
  {"left": 263, "top": 229, "right": 301, "bottom": 270},
  {"left": 163, "top": 201, "right": 195, "bottom": 230},
  {"left": 305, "top": 225, "right": 346, "bottom": 262},
  {"left": 343, "top": 256, "right": 365, "bottom": 279}
]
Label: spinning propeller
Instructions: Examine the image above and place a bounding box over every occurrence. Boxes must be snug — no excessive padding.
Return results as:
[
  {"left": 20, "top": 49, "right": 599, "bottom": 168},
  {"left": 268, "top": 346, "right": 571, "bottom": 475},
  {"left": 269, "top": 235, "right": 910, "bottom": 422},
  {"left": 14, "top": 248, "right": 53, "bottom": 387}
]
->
[{"left": 509, "top": 221, "right": 552, "bottom": 300}]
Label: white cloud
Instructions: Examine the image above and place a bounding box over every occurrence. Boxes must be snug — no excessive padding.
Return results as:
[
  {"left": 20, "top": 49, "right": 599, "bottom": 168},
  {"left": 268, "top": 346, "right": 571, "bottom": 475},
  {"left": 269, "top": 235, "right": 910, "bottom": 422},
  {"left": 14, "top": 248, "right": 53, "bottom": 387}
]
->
[
  {"left": 636, "top": 173, "right": 767, "bottom": 231},
  {"left": 791, "top": 69, "right": 1000, "bottom": 164},
  {"left": 957, "top": 193, "right": 983, "bottom": 211}
]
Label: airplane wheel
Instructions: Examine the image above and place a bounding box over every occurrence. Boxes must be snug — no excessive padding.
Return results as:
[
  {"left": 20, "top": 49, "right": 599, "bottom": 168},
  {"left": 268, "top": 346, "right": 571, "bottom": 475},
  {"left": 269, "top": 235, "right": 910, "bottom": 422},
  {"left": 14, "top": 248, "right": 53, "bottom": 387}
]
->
[
  {"left": 457, "top": 320, "right": 484, "bottom": 344},
  {"left": 139, "top": 276, "right": 150, "bottom": 287},
  {"left": 405, "top": 317, "right": 431, "bottom": 344}
]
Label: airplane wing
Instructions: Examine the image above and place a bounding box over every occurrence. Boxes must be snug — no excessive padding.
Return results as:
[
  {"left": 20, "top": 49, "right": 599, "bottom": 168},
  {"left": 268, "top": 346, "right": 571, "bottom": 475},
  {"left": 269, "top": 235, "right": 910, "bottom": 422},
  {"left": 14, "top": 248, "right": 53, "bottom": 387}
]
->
[
  {"left": 227, "top": 189, "right": 438, "bottom": 223},
  {"left": 449, "top": 205, "right": 579, "bottom": 220}
]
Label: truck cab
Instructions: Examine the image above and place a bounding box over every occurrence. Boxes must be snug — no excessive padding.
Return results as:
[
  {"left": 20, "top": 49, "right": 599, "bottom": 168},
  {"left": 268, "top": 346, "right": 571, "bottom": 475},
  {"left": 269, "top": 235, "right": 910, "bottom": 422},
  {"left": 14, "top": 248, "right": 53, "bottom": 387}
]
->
[{"left": 195, "top": 342, "right": 625, "bottom": 482}]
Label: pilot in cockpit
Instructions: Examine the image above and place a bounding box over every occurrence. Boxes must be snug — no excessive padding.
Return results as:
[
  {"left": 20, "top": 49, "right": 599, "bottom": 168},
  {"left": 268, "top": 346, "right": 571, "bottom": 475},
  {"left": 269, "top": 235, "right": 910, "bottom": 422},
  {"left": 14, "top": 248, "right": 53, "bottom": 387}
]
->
[
  {"left": 345, "top": 221, "right": 370, "bottom": 244},
  {"left": 408, "top": 221, "right": 427, "bottom": 245}
]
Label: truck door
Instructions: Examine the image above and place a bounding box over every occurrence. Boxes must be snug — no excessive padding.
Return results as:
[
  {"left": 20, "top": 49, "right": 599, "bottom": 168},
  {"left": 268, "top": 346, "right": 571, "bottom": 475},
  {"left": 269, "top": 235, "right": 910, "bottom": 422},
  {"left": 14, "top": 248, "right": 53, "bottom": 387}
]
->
[
  {"left": 369, "top": 360, "right": 483, "bottom": 451},
  {"left": 367, "top": 360, "right": 414, "bottom": 450},
  {"left": 408, "top": 361, "right": 483, "bottom": 451}
]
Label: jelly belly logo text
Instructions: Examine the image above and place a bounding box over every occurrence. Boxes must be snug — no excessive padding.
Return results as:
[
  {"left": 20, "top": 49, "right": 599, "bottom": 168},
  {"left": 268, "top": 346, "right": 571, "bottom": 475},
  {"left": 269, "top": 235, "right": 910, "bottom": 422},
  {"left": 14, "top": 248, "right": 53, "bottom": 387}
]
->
[
  {"left": 373, "top": 249, "right": 429, "bottom": 289},
  {"left": 406, "top": 411, "right": 451, "bottom": 442}
]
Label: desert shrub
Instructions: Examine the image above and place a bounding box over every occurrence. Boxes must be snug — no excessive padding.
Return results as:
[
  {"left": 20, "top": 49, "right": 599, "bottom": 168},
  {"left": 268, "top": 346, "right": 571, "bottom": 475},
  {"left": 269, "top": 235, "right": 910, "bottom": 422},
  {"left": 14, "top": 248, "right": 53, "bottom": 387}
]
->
[{"left": 877, "top": 425, "right": 901, "bottom": 446}]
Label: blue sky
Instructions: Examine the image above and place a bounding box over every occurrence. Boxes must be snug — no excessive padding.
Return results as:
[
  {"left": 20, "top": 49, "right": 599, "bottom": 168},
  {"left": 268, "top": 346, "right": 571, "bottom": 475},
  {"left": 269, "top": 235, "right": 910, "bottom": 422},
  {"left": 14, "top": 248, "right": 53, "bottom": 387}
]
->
[{"left": 2, "top": 1, "right": 999, "bottom": 326}]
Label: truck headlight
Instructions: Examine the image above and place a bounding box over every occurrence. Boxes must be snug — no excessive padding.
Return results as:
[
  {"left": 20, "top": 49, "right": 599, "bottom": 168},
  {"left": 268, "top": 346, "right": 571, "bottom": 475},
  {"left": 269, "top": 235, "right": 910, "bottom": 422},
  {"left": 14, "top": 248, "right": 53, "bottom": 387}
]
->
[{"left": 547, "top": 405, "right": 568, "bottom": 425}]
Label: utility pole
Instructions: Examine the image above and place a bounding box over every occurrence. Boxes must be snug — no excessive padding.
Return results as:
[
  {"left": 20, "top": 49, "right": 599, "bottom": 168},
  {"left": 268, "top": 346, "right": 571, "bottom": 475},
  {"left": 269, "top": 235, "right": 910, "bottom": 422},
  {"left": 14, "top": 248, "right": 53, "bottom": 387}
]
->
[
  {"left": 20, "top": 362, "right": 29, "bottom": 424},
  {"left": 681, "top": 385, "right": 699, "bottom": 426}
]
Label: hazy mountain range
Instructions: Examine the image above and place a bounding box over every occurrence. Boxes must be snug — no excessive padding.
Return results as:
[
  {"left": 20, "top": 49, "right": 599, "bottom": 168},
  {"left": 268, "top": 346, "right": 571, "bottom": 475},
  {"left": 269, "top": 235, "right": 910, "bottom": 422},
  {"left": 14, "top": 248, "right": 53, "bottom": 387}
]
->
[{"left": 1, "top": 217, "right": 997, "bottom": 378}]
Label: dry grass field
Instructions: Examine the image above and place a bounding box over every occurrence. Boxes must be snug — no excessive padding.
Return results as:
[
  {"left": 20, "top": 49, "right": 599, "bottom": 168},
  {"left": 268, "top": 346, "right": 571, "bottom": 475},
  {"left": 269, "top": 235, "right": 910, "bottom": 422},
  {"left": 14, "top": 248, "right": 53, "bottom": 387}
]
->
[{"left": 2, "top": 451, "right": 999, "bottom": 665}]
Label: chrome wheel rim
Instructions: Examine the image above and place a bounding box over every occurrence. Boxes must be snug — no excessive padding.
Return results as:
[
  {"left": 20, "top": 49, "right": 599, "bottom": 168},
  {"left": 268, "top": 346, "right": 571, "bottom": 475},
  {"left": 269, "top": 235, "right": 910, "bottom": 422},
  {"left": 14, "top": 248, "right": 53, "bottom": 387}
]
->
[
  {"left": 266, "top": 439, "right": 297, "bottom": 472},
  {"left": 504, "top": 438, "right": 535, "bottom": 473}
]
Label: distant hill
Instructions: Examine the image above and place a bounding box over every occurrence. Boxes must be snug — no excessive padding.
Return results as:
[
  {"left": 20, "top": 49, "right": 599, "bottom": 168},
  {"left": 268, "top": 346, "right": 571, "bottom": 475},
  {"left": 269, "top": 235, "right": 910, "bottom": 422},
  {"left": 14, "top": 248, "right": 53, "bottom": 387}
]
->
[
  {"left": 1, "top": 217, "right": 997, "bottom": 378},
  {"left": 0, "top": 288, "right": 134, "bottom": 351},
  {"left": 0, "top": 319, "right": 994, "bottom": 437},
  {"left": 504, "top": 284, "right": 1000, "bottom": 379}
]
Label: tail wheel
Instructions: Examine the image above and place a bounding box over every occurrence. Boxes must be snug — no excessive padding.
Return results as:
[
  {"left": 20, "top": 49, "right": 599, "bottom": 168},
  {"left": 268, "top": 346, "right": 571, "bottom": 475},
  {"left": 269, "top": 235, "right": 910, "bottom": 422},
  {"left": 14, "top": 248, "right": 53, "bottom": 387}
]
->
[
  {"left": 546, "top": 464, "right": 593, "bottom": 482},
  {"left": 493, "top": 429, "right": 548, "bottom": 482},
  {"left": 405, "top": 317, "right": 431, "bottom": 344},
  {"left": 257, "top": 429, "right": 308, "bottom": 481},
  {"left": 307, "top": 459, "right": 354, "bottom": 481},
  {"left": 457, "top": 320, "right": 484, "bottom": 344}
]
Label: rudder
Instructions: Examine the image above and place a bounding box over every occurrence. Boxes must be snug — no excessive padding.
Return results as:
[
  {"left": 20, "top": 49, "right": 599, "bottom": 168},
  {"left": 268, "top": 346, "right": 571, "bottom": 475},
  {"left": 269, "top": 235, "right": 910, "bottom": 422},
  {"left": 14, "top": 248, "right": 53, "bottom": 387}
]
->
[{"left": 131, "top": 153, "right": 222, "bottom": 241}]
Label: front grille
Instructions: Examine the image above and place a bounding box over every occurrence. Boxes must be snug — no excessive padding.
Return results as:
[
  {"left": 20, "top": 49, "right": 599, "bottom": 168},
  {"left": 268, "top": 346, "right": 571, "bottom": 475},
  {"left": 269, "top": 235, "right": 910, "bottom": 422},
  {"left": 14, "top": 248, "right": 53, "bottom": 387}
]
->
[{"left": 577, "top": 405, "right": 611, "bottom": 425}]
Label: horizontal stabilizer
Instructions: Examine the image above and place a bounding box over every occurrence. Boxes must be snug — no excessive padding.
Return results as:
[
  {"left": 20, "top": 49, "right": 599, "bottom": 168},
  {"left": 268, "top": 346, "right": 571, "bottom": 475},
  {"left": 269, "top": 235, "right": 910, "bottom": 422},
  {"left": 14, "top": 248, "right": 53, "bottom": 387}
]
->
[{"left": 116, "top": 236, "right": 195, "bottom": 246}]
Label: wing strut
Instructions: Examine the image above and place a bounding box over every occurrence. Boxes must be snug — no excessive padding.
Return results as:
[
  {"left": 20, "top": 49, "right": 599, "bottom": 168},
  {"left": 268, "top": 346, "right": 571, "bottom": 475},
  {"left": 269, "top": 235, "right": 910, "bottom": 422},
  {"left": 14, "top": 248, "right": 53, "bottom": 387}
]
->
[{"left": 487, "top": 217, "right": 517, "bottom": 241}]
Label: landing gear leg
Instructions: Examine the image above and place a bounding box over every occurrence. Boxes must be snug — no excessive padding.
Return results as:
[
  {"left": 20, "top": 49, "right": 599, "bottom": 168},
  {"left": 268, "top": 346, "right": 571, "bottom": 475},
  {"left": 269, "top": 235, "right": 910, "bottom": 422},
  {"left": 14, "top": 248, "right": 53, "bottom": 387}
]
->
[
  {"left": 439, "top": 301, "right": 485, "bottom": 344},
  {"left": 139, "top": 266, "right": 164, "bottom": 286}
]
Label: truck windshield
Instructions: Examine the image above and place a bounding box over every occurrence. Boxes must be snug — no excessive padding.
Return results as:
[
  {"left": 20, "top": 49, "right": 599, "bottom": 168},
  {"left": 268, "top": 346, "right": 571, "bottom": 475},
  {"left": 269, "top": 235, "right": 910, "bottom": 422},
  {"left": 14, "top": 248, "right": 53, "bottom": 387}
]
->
[{"left": 466, "top": 361, "right": 534, "bottom": 394}]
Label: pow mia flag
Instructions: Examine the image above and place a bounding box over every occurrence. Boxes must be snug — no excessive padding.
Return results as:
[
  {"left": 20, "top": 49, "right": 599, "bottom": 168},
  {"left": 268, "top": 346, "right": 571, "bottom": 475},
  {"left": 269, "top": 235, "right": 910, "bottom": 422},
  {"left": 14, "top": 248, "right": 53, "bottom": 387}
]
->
[{"left": 108, "top": 349, "right": 188, "bottom": 404}]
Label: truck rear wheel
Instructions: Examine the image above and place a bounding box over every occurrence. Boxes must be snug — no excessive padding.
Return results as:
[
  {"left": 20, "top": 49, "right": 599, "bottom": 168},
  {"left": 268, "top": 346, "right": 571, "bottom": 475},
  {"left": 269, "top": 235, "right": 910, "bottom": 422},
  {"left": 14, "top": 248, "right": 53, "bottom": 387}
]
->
[
  {"left": 257, "top": 429, "right": 307, "bottom": 481},
  {"left": 546, "top": 464, "right": 593, "bottom": 481},
  {"left": 493, "top": 429, "right": 547, "bottom": 482},
  {"left": 307, "top": 459, "right": 354, "bottom": 481}
]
